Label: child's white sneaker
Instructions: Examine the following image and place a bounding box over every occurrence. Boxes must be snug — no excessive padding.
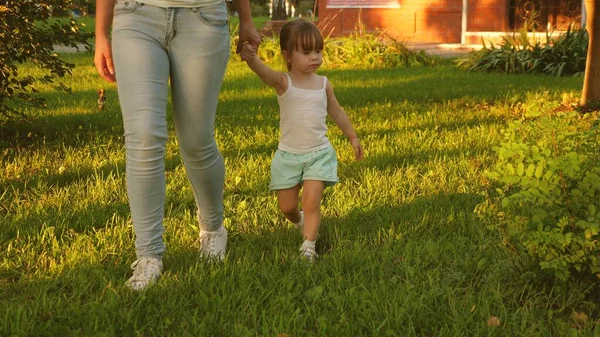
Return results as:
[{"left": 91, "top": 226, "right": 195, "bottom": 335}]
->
[
  {"left": 126, "top": 257, "right": 163, "bottom": 291},
  {"left": 300, "top": 242, "right": 318, "bottom": 262},
  {"left": 199, "top": 225, "right": 228, "bottom": 260},
  {"left": 294, "top": 211, "right": 304, "bottom": 230}
]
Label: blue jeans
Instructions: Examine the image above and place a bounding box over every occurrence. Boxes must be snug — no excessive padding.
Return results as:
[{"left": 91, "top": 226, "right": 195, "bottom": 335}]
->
[{"left": 111, "top": 0, "right": 230, "bottom": 258}]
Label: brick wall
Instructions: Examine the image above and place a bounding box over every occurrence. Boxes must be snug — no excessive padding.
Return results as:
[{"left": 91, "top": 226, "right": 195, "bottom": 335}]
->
[
  {"left": 467, "top": 0, "right": 507, "bottom": 31},
  {"left": 317, "top": 0, "right": 507, "bottom": 43}
]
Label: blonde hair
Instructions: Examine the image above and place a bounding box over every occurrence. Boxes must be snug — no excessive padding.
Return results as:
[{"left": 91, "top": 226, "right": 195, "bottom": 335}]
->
[{"left": 279, "top": 19, "right": 324, "bottom": 71}]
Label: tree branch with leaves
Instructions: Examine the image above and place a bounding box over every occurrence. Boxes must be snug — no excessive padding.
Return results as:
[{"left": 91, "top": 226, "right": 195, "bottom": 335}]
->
[{"left": 0, "top": 1, "right": 92, "bottom": 120}]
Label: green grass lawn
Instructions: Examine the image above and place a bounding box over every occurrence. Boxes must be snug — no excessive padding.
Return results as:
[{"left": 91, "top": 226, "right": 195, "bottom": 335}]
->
[{"left": 1, "top": 52, "right": 597, "bottom": 336}]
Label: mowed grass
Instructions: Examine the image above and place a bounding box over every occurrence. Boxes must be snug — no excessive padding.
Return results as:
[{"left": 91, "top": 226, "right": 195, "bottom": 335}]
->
[{"left": 1, "top": 52, "right": 595, "bottom": 336}]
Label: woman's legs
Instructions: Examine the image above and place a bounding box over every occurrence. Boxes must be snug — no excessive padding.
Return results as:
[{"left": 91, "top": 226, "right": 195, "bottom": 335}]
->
[
  {"left": 112, "top": 3, "right": 171, "bottom": 259},
  {"left": 112, "top": 2, "right": 230, "bottom": 259},
  {"left": 168, "top": 5, "right": 230, "bottom": 232}
]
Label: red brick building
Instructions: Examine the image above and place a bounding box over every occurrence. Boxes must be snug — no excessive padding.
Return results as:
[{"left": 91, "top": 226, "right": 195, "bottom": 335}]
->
[{"left": 316, "top": 0, "right": 583, "bottom": 44}]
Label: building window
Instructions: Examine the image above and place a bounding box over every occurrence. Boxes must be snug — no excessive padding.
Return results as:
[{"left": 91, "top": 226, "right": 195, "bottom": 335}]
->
[{"left": 508, "top": 0, "right": 581, "bottom": 30}]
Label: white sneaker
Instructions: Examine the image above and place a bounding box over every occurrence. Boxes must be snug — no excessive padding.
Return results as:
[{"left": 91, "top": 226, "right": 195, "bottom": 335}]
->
[
  {"left": 125, "top": 257, "right": 163, "bottom": 291},
  {"left": 294, "top": 211, "right": 304, "bottom": 230},
  {"left": 199, "top": 226, "right": 228, "bottom": 260},
  {"left": 300, "top": 244, "right": 318, "bottom": 262}
]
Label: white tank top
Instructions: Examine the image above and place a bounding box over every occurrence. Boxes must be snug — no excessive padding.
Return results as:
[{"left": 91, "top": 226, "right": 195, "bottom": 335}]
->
[
  {"left": 277, "top": 73, "right": 331, "bottom": 154},
  {"left": 136, "top": 0, "right": 222, "bottom": 8}
]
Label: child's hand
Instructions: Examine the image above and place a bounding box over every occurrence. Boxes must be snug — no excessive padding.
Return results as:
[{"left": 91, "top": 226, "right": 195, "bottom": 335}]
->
[
  {"left": 240, "top": 42, "right": 257, "bottom": 62},
  {"left": 351, "top": 138, "right": 363, "bottom": 160}
]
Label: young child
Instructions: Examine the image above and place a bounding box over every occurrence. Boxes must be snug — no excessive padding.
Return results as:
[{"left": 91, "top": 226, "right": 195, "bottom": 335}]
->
[{"left": 241, "top": 19, "right": 364, "bottom": 261}]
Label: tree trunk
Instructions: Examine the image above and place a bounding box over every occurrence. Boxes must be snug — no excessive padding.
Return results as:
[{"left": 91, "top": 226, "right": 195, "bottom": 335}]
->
[
  {"left": 272, "top": 0, "right": 287, "bottom": 20},
  {"left": 581, "top": 0, "right": 600, "bottom": 106}
]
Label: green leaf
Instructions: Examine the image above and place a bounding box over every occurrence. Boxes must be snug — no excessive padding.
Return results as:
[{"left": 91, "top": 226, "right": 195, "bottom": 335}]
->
[
  {"left": 535, "top": 161, "right": 544, "bottom": 178},
  {"left": 505, "top": 163, "right": 515, "bottom": 175},
  {"left": 525, "top": 164, "right": 535, "bottom": 177},
  {"left": 488, "top": 172, "right": 500, "bottom": 180},
  {"left": 502, "top": 176, "right": 521, "bottom": 184},
  {"left": 571, "top": 189, "right": 583, "bottom": 197},
  {"left": 517, "top": 162, "right": 524, "bottom": 176}
]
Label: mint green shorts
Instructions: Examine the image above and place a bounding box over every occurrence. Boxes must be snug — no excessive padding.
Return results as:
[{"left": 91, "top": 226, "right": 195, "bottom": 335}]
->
[{"left": 269, "top": 146, "right": 338, "bottom": 190}]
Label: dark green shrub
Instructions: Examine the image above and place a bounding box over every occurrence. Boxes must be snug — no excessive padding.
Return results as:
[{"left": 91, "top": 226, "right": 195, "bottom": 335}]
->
[{"left": 457, "top": 24, "right": 587, "bottom": 77}]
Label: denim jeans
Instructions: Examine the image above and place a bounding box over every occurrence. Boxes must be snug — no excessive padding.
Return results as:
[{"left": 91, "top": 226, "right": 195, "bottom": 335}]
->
[{"left": 111, "top": 0, "right": 230, "bottom": 258}]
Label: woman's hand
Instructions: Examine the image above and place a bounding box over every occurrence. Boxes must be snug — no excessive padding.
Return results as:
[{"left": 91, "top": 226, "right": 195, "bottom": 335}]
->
[
  {"left": 94, "top": 36, "right": 116, "bottom": 83},
  {"left": 240, "top": 42, "right": 257, "bottom": 61},
  {"left": 237, "top": 21, "right": 261, "bottom": 55}
]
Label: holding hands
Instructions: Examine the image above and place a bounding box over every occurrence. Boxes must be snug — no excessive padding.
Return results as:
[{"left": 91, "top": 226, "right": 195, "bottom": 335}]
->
[
  {"left": 240, "top": 42, "right": 258, "bottom": 62},
  {"left": 236, "top": 21, "right": 261, "bottom": 55}
]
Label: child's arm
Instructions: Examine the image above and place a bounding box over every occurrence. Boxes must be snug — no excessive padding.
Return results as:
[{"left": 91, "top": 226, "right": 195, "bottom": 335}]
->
[
  {"left": 242, "top": 44, "right": 287, "bottom": 95},
  {"left": 325, "top": 80, "right": 364, "bottom": 160}
]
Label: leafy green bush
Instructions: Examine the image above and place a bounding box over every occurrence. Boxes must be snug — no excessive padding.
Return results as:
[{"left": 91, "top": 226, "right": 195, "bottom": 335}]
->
[
  {"left": 228, "top": 17, "right": 435, "bottom": 69},
  {"left": 476, "top": 104, "right": 600, "bottom": 286},
  {"left": 456, "top": 24, "right": 587, "bottom": 77},
  {"left": 323, "top": 33, "right": 435, "bottom": 69},
  {"left": 251, "top": 29, "right": 436, "bottom": 70}
]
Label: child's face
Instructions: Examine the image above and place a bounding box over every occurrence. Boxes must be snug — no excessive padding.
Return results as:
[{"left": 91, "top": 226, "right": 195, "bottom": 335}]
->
[{"left": 285, "top": 46, "right": 323, "bottom": 74}]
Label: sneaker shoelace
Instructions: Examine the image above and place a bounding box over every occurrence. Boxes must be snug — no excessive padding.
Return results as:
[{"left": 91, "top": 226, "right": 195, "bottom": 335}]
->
[
  {"left": 200, "top": 231, "right": 219, "bottom": 251},
  {"left": 199, "top": 228, "right": 226, "bottom": 257},
  {"left": 130, "top": 258, "right": 160, "bottom": 281}
]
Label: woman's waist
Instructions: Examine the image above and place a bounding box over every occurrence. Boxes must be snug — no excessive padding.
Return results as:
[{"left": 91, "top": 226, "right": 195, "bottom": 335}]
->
[{"left": 135, "top": 0, "right": 223, "bottom": 8}]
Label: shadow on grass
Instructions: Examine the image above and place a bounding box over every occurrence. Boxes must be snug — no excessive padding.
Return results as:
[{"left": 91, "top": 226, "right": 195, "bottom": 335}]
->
[
  {"left": 1, "top": 190, "right": 485, "bottom": 282},
  {"left": 320, "top": 67, "right": 581, "bottom": 108},
  {"left": 12, "top": 192, "right": 594, "bottom": 337},
  {"left": 338, "top": 146, "right": 489, "bottom": 177},
  {"left": 216, "top": 66, "right": 582, "bottom": 132},
  {"left": 2, "top": 66, "right": 580, "bottom": 152},
  {"left": 0, "top": 88, "right": 123, "bottom": 149},
  {"left": 0, "top": 151, "right": 183, "bottom": 194},
  {"left": 0, "top": 191, "right": 488, "bottom": 311},
  {"left": 0, "top": 200, "right": 131, "bottom": 246}
]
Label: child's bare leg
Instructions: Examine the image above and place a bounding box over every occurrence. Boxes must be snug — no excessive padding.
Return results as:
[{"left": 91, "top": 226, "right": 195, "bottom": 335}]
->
[
  {"left": 277, "top": 184, "right": 302, "bottom": 223},
  {"left": 300, "top": 180, "right": 325, "bottom": 241}
]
